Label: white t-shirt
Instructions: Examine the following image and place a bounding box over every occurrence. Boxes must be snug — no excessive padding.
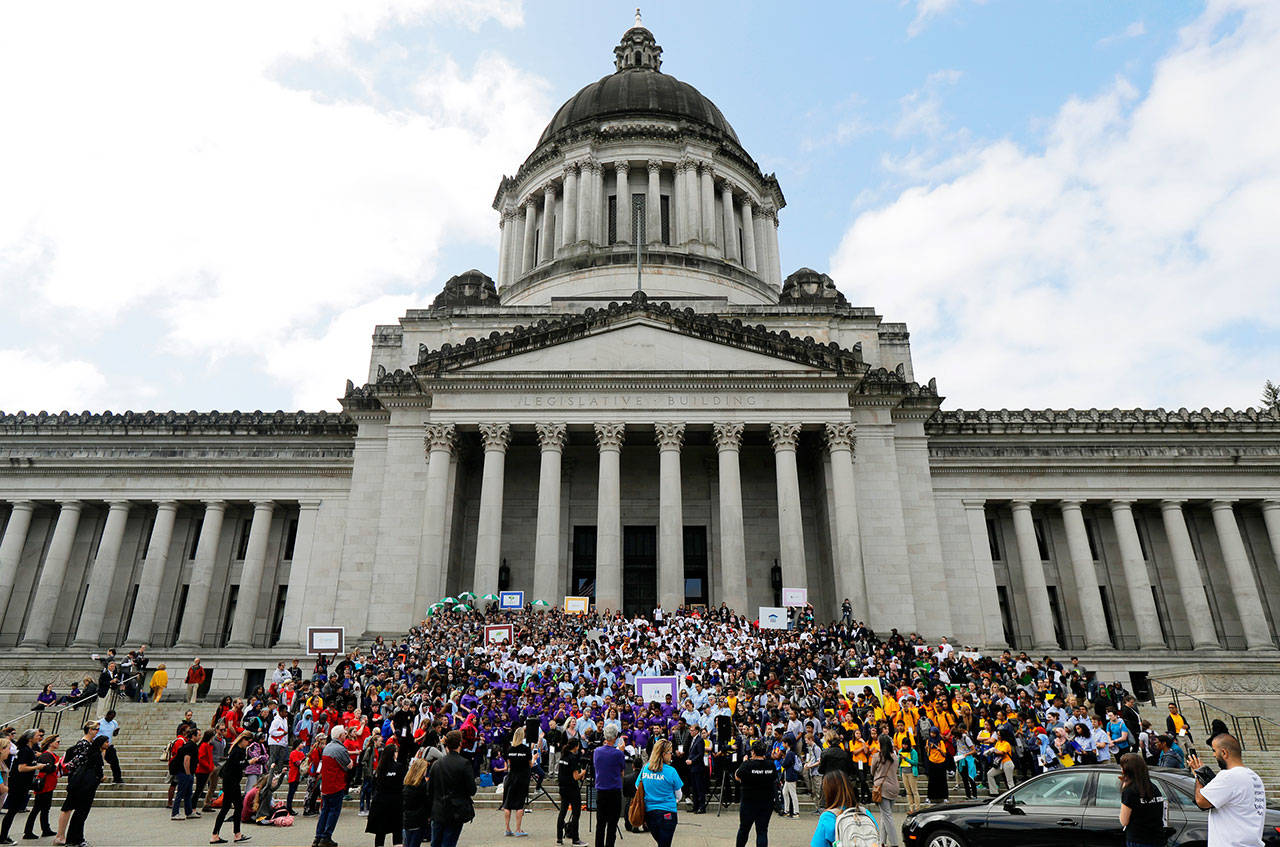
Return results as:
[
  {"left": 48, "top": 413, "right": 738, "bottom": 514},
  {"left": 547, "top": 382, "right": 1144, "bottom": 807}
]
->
[{"left": 1200, "top": 765, "right": 1266, "bottom": 847}]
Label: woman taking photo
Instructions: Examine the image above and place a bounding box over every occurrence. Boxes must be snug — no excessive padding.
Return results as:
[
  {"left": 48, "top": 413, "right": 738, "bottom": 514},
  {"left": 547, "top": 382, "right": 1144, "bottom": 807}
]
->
[
  {"left": 636, "top": 739, "right": 682, "bottom": 847},
  {"left": 869, "top": 734, "right": 900, "bottom": 847},
  {"left": 64, "top": 736, "right": 109, "bottom": 847},
  {"left": 502, "top": 727, "right": 531, "bottom": 838},
  {"left": 1118, "top": 753, "right": 1168, "bottom": 847},
  {"left": 209, "top": 730, "right": 251, "bottom": 844}
]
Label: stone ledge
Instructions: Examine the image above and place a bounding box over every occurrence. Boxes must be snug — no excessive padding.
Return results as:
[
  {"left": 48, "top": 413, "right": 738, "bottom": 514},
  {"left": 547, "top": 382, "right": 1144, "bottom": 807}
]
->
[
  {"left": 929, "top": 407, "right": 1280, "bottom": 435},
  {"left": 0, "top": 410, "right": 356, "bottom": 436}
]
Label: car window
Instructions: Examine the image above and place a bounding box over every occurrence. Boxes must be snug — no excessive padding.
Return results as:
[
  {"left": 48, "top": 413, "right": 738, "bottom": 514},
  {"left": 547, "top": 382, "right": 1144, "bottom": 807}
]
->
[
  {"left": 1008, "top": 771, "right": 1090, "bottom": 807},
  {"left": 1153, "top": 777, "right": 1194, "bottom": 810},
  {"left": 1094, "top": 773, "right": 1122, "bottom": 808}
]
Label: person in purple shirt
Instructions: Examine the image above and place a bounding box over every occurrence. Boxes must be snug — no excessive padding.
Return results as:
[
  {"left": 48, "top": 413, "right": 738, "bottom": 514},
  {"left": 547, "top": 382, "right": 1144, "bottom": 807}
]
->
[{"left": 592, "top": 727, "right": 626, "bottom": 847}]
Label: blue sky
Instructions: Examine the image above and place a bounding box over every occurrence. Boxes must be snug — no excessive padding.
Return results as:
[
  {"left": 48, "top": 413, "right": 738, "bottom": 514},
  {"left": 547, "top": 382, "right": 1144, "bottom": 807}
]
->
[{"left": 1, "top": 0, "right": 1276, "bottom": 412}]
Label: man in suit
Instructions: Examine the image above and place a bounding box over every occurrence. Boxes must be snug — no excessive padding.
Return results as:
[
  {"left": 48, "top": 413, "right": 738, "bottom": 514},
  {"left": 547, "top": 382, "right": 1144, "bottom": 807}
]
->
[{"left": 685, "top": 724, "right": 709, "bottom": 813}]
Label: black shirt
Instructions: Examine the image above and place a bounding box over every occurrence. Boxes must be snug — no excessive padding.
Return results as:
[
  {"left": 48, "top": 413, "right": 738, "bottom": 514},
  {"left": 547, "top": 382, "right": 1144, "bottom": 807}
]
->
[
  {"left": 221, "top": 744, "right": 248, "bottom": 785},
  {"left": 1122, "top": 784, "right": 1167, "bottom": 843},
  {"left": 736, "top": 758, "right": 778, "bottom": 806},
  {"left": 169, "top": 740, "right": 198, "bottom": 776},
  {"left": 9, "top": 745, "right": 36, "bottom": 792},
  {"left": 507, "top": 743, "right": 531, "bottom": 776}
]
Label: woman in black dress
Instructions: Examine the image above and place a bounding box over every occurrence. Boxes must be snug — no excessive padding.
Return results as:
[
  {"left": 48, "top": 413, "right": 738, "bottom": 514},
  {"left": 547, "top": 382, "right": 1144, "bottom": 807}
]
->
[
  {"left": 556, "top": 738, "right": 585, "bottom": 846},
  {"left": 210, "top": 731, "right": 251, "bottom": 844},
  {"left": 64, "top": 736, "right": 108, "bottom": 847},
  {"left": 502, "top": 727, "right": 531, "bottom": 837},
  {"left": 366, "top": 735, "right": 404, "bottom": 846}
]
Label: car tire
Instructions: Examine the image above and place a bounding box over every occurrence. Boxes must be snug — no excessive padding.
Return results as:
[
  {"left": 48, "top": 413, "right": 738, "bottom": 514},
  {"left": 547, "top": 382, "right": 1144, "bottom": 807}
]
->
[{"left": 924, "top": 829, "right": 967, "bottom": 847}]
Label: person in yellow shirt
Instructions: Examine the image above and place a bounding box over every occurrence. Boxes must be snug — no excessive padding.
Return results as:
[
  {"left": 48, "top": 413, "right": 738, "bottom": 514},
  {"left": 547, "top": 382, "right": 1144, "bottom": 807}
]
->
[
  {"left": 847, "top": 727, "right": 871, "bottom": 803},
  {"left": 986, "top": 731, "right": 1015, "bottom": 796},
  {"left": 924, "top": 727, "right": 949, "bottom": 803},
  {"left": 149, "top": 663, "right": 169, "bottom": 702}
]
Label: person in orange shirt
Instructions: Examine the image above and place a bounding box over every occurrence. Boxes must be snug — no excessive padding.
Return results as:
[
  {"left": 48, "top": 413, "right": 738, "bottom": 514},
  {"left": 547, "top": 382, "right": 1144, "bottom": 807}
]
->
[
  {"left": 986, "top": 731, "right": 1016, "bottom": 796},
  {"left": 847, "top": 727, "right": 871, "bottom": 803},
  {"left": 924, "top": 727, "right": 949, "bottom": 804}
]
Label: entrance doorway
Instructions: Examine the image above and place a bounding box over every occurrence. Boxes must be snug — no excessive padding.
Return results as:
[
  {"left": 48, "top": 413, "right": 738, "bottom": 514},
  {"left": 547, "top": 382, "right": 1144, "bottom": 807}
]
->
[
  {"left": 623, "top": 526, "right": 656, "bottom": 617},
  {"left": 683, "top": 526, "right": 708, "bottom": 607}
]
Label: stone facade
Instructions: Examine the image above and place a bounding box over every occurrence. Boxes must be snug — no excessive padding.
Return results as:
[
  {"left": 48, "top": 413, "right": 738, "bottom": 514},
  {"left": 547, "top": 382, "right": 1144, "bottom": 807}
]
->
[{"left": 1, "top": 23, "right": 1278, "bottom": 698}]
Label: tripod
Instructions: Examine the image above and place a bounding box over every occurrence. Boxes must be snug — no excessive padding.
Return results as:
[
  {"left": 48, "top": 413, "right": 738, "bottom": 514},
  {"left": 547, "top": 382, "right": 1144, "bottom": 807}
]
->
[{"left": 714, "top": 752, "right": 736, "bottom": 818}]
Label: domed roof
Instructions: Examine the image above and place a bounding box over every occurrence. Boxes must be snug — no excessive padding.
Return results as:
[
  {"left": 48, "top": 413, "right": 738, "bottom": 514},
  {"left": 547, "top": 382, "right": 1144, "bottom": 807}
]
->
[{"left": 535, "top": 24, "right": 739, "bottom": 148}]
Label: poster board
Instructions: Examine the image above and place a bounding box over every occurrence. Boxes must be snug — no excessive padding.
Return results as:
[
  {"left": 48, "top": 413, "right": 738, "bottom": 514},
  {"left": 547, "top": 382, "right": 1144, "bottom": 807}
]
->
[
  {"left": 484, "top": 624, "right": 514, "bottom": 646},
  {"left": 499, "top": 590, "right": 524, "bottom": 610},
  {"left": 564, "top": 596, "right": 590, "bottom": 615},
  {"left": 781, "top": 587, "right": 808, "bottom": 607},
  {"left": 635, "top": 675, "right": 679, "bottom": 705},
  {"left": 837, "top": 676, "right": 885, "bottom": 706},
  {"left": 306, "top": 626, "right": 344, "bottom": 656},
  {"left": 758, "top": 606, "right": 788, "bottom": 630}
]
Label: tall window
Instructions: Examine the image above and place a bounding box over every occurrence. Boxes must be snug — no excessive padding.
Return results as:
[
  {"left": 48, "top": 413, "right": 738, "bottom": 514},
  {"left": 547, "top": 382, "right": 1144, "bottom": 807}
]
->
[
  {"left": 986, "top": 518, "right": 1002, "bottom": 561},
  {"left": 219, "top": 586, "right": 239, "bottom": 647},
  {"left": 1099, "top": 585, "right": 1118, "bottom": 647},
  {"left": 235, "top": 517, "right": 252, "bottom": 560},
  {"left": 659, "top": 195, "right": 670, "bottom": 244},
  {"left": 283, "top": 518, "right": 299, "bottom": 561},
  {"left": 1033, "top": 517, "right": 1050, "bottom": 560},
  {"left": 607, "top": 195, "right": 618, "bottom": 244},
  {"left": 171, "top": 584, "right": 190, "bottom": 646},
  {"left": 632, "top": 194, "right": 645, "bottom": 244},
  {"left": 995, "top": 585, "right": 1016, "bottom": 647},
  {"left": 188, "top": 517, "right": 203, "bottom": 560},
  {"left": 270, "top": 587, "right": 288, "bottom": 646},
  {"left": 1084, "top": 518, "right": 1101, "bottom": 560},
  {"left": 1046, "top": 585, "right": 1066, "bottom": 648},
  {"left": 572, "top": 526, "right": 598, "bottom": 597}
]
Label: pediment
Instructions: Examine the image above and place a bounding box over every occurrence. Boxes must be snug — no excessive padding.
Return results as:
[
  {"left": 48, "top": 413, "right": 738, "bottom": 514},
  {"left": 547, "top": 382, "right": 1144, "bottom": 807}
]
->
[{"left": 463, "top": 319, "right": 818, "bottom": 373}]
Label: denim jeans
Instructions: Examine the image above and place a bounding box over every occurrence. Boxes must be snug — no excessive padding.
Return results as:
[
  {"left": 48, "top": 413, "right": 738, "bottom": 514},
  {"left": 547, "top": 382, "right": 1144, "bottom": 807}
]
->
[
  {"left": 404, "top": 826, "right": 428, "bottom": 847},
  {"left": 315, "top": 791, "right": 345, "bottom": 841},
  {"left": 644, "top": 810, "right": 678, "bottom": 847},
  {"left": 431, "top": 820, "right": 463, "bottom": 847},
  {"left": 171, "top": 773, "right": 194, "bottom": 817}
]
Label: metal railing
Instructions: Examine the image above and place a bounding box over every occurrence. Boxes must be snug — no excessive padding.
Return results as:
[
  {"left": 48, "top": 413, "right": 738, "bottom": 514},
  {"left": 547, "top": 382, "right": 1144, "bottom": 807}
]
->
[
  {"left": 1147, "top": 678, "right": 1280, "bottom": 752},
  {"left": 1, "top": 671, "right": 146, "bottom": 736}
]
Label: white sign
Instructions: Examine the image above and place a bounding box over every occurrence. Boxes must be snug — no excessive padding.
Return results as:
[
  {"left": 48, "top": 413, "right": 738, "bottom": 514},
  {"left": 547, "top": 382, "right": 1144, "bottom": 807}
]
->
[
  {"left": 759, "top": 606, "right": 788, "bottom": 630},
  {"left": 499, "top": 590, "right": 524, "bottom": 610},
  {"left": 635, "top": 676, "right": 679, "bottom": 704},
  {"left": 307, "top": 626, "right": 344, "bottom": 655},
  {"left": 781, "top": 587, "right": 807, "bottom": 607}
]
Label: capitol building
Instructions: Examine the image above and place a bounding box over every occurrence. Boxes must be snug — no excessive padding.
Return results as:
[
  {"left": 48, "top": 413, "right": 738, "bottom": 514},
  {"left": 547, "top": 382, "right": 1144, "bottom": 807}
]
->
[{"left": 2, "top": 22, "right": 1279, "bottom": 700}]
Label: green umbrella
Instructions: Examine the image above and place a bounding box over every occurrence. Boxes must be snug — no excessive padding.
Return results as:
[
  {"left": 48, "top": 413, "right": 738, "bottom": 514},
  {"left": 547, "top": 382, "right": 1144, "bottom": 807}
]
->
[
  {"left": 531, "top": 599, "right": 551, "bottom": 608},
  {"left": 441, "top": 596, "right": 457, "bottom": 605},
  {"left": 452, "top": 603, "right": 472, "bottom": 612},
  {"left": 458, "top": 590, "right": 476, "bottom": 599},
  {"left": 481, "top": 593, "right": 500, "bottom": 602},
  {"left": 426, "top": 606, "right": 439, "bottom": 616}
]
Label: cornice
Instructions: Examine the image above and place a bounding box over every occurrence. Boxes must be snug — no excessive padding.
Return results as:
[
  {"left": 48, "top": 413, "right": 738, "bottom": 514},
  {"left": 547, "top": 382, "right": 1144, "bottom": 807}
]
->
[
  {"left": 0, "top": 410, "right": 355, "bottom": 436},
  {"left": 928, "top": 407, "right": 1280, "bottom": 435},
  {"left": 418, "top": 374, "right": 867, "bottom": 392}
]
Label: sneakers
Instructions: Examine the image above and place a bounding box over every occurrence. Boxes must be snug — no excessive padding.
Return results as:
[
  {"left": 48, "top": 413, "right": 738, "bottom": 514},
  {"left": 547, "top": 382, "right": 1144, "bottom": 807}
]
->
[
  {"left": 170, "top": 815, "right": 185, "bottom": 821},
  {"left": 187, "top": 812, "right": 202, "bottom": 819},
  {"left": 357, "top": 810, "right": 369, "bottom": 816}
]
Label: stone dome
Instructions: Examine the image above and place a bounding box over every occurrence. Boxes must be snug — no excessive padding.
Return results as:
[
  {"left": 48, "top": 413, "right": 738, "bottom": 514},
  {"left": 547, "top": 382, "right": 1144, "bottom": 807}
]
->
[{"left": 535, "top": 25, "right": 739, "bottom": 147}]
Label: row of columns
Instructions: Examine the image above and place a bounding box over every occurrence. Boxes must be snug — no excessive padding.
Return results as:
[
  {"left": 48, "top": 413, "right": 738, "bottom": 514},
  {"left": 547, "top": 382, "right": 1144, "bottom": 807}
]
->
[
  {"left": 416, "top": 421, "right": 864, "bottom": 616},
  {"left": 495, "top": 157, "right": 782, "bottom": 288},
  {"left": 983, "top": 498, "right": 1280, "bottom": 652},
  {"left": 0, "top": 498, "right": 321, "bottom": 649}
]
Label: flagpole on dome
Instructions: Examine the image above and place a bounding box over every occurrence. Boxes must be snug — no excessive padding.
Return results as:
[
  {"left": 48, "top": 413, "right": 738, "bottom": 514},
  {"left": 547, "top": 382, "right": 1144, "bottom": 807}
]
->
[{"left": 635, "top": 8, "right": 645, "bottom": 293}]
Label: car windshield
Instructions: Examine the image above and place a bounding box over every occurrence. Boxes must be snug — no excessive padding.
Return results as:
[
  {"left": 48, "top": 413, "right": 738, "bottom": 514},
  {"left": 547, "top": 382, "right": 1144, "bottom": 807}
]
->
[{"left": 1007, "top": 771, "right": 1090, "bottom": 807}]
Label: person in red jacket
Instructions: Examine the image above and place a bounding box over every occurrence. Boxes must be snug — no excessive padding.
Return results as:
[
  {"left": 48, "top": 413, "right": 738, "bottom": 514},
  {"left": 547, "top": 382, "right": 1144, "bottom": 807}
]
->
[
  {"left": 24, "top": 734, "right": 60, "bottom": 839},
  {"left": 314, "top": 726, "right": 352, "bottom": 847},
  {"left": 195, "top": 729, "right": 216, "bottom": 810},
  {"left": 286, "top": 739, "right": 306, "bottom": 816}
]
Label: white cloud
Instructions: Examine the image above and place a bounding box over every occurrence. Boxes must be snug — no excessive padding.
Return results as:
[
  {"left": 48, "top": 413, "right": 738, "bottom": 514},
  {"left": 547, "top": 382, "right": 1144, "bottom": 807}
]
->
[
  {"left": 832, "top": 0, "right": 1280, "bottom": 410},
  {"left": 905, "top": 0, "right": 983, "bottom": 38},
  {"left": 893, "top": 69, "right": 962, "bottom": 139},
  {"left": 0, "top": 351, "right": 109, "bottom": 413},
  {"left": 0, "top": 1, "right": 544, "bottom": 411},
  {"left": 1099, "top": 19, "right": 1147, "bottom": 46}
]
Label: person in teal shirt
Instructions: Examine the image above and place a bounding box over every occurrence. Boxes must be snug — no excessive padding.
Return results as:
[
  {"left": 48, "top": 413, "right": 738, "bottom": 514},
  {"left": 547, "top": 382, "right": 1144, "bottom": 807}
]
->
[
  {"left": 637, "top": 739, "right": 682, "bottom": 847},
  {"left": 811, "top": 770, "right": 872, "bottom": 847}
]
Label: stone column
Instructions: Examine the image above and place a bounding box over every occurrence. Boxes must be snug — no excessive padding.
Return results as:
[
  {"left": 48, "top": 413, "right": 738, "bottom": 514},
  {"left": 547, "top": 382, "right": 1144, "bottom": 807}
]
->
[
  {"left": 963, "top": 500, "right": 1009, "bottom": 648},
  {"left": 656, "top": 423, "right": 686, "bottom": 611},
  {"left": 753, "top": 211, "right": 769, "bottom": 280},
  {"left": 767, "top": 206, "right": 782, "bottom": 286},
  {"left": 473, "top": 423, "right": 511, "bottom": 598},
  {"left": 174, "top": 500, "right": 227, "bottom": 648},
  {"left": 675, "top": 160, "right": 692, "bottom": 246},
  {"left": 740, "top": 198, "right": 757, "bottom": 273},
  {"left": 614, "top": 162, "right": 631, "bottom": 245},
  {"left": 1262, "top": 500, "right": 1280, "bottom": 580},
  {"left": 1010, "top": 500, "right": 1058, "bottom": 651},
  {"left": 533, "top": 423, "right": 567, "bottom": 604},
  {"left": 646, "top": 162, "right": 661, "bottom": 245},
  {"left": 713, "top": 423, "right": 748, "bottom": 615},
  {"left": 594, "top": 423, "right": 625, "bottom": 613},
  {"left": 1159, "top": 500, "right": 1219, "bottom": 649},
  {"left": 1108, "top": 500, "right": 1165, "bottom": 649},
  {"left": 540, "top": 184, "right": 556, "bottom": 264},
  {"left": 576, "top": 163, "right": 592, "bottom": 248},
  {"left": 417, "top": 424, "right": 456, "bottom": 615},
  {"left": 120, "top": 500, "right": 179, "bottom": 645},
  {"left": 71, "top": 500, "right": 132, "bottom": 647},
  {"left": 521, "top": 197, "right": 537, "bottom": 273},
  {"left": 226, "top": 500, "right": 275, "bottom": 648},
  {"left": 0, "top": 500, "right": 35, "bottom": 624},
  {"left": 1058, "top": 500, "right": 1113, "bottom": 649},
  {"left": 497, "top": 212, "right": 512, "bottom": 287},
  {"left": 562, "top": 164, "right": 579, "bottom": 247},
  {"left": 769, "top": 423, "right": 807, "bottom": 591},
  {"left": 589, "top": 161, "right": 605, "bottom": 246},
  {"left": 1210, "top": 499, "right": 1274, "bottom": 650},
  {"left": 699, "top": 164, "right": 717, "bottom": 254},
  {"left": 825, "top": 423, "right": 865, "bottom": 620},
  {"left": 720, "top": 181, "right": 740, "bottom": 262},
  {"left": 20, "top": 500, "right": 84, "bottom": 646},
  {"left": 504, "top": 208, "right": 522, "bottom": 283},
  {"left": 276, "top": 500, "right": 321, "bottom": 648}
]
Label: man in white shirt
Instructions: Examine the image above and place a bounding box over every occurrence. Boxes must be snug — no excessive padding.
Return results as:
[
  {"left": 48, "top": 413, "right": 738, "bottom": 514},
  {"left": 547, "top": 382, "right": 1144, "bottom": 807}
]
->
[
  {"left": 1191, "top": 733, "right": 1266, "bottom": 847},
  {"left": 268, "top": 705, "right": 290, "bottom": 771}
]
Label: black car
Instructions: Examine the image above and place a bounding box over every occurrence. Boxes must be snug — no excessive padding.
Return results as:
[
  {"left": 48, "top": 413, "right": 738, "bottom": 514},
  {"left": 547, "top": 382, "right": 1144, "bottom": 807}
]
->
[{"left": 901, "top": 764, "right": 1280, "bottom": 847}]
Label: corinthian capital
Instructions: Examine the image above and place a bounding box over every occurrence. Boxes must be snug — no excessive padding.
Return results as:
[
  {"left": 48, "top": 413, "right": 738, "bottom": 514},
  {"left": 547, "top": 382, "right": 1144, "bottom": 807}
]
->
[
  {"left": 654, "top": 422, "right": 686, "bottom": 450},
  {"left": 479, "top": 422, "right": 511, "bottom": 453},
  {"left": 647, "top": 160, "right": 662, "bottom": 175},
  {"left": 769, "top": 423, "right": 802, "bottom": 451},
  {"left": 424, "top": 423, "right": 457, "bottom": 454},
  {"left": 535, "top": 423, "right": 568, "bottom": 451},
  {"left": 614, "top": 161, "right": 630, "bottom": 175},
  {"left": 712, "top": 422, "right": 744, "bottom": 451},
  {"left": 594, "top": 422, "right": 626, "bottom": 451},
  {"left": 824, "top": 422, "right": 856, "bottom": 453}
]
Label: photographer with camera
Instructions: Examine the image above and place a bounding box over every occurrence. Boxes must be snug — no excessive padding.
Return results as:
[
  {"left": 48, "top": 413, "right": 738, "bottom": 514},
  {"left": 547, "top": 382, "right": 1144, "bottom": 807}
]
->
[
  {"left": 1189, "top": 733, "right": 1266, "bottom": 847},
  {"left": 557, "top": 738, "right": 588, "bottom": 846}
]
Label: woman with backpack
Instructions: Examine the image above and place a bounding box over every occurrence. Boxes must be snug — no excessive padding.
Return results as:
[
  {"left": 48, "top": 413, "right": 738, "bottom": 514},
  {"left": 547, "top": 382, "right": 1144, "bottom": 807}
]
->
[
  {"left": 780, "top": 735, "right": 802, "bottom": 819},
  {"left": 810, "top": 770, "right": 877, "bottom": 847},
  {"left": 64, "top": 736, "right": 108, "bottom": 847},
  {"left": 869, "top": 734, "right": 900, "bottom": 847},
  {"left": 636, "top": 739, "right": 682, "bottom": 847}
]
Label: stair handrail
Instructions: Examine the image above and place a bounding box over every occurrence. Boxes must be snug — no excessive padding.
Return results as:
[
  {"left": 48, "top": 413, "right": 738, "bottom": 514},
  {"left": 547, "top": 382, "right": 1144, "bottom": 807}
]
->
[
  {"left": 1147, "top": 678, "right": 1276, "bottom": 752},
  {"left": 106, "top": 671, "right": 145, "bottom": 712},
  {"left": 0, "top": 688, "right": 98, "bottom": 735}
]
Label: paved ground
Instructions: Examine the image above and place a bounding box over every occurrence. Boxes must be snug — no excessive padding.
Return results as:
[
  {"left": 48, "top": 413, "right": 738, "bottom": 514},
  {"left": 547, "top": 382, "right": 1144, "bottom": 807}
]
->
[{"left": 71, "top": 805, "right": 830, "bottom": 847}]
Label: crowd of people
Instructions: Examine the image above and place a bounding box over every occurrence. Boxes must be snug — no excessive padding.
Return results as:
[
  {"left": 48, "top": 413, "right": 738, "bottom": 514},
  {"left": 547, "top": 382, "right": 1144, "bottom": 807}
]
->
[{"left": 4, "top": 599, "right": 1270, "bottom": 847}]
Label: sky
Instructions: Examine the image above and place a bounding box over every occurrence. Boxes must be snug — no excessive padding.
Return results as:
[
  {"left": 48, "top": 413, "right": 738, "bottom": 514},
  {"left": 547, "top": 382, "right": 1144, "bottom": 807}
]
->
[{"left": 1, "top": 0, "right": 1277, "bottom": 413}]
